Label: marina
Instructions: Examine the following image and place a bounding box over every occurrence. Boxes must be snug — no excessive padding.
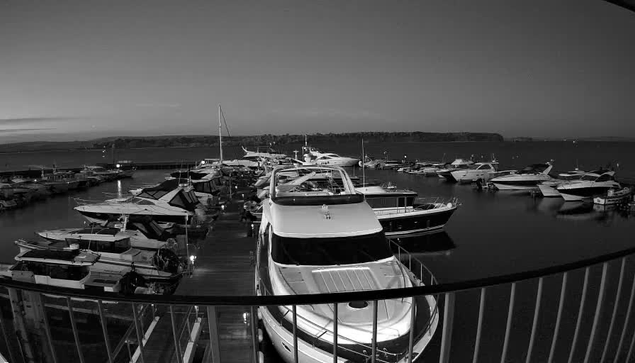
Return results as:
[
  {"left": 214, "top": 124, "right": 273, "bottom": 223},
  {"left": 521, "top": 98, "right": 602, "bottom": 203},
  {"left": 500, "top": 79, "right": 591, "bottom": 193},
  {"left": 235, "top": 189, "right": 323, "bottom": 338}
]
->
[{"left": 0, "top": 142, "right": 634, "bottom": 362}]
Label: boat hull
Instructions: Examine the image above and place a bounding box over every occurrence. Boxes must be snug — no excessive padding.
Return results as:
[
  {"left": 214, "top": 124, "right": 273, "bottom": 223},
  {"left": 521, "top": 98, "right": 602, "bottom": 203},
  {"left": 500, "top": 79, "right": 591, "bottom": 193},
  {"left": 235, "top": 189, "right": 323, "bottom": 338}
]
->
[
  {"left": 436, "top": 170, "right": 454, "bottom": 181},
  {"left": 258, "top": 288, "right": 438, "bottom": 363},
  {"left": 376, "top": 205, "right": 457, "bottom": 237},
  {"left": 77, "top": 210, "right": 192, "bottom": 225},
  {"left": 558, "top": 186, "right": 618, "bottom": 202}
]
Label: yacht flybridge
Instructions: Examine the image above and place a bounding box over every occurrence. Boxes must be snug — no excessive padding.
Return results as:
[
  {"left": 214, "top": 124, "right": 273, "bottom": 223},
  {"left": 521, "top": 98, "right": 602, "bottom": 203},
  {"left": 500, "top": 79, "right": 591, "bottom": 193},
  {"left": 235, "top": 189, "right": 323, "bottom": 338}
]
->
[{"left": 255, "top": 165, "right": 438, "bottom": 363}]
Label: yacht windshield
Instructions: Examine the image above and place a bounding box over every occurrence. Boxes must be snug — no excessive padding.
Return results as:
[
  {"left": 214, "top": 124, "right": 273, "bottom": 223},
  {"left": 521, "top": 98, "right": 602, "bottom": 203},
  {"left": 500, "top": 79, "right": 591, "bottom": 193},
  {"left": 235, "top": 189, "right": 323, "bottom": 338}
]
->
[{"left": 271, "top": 232, "right": 393, "bottom": 265}]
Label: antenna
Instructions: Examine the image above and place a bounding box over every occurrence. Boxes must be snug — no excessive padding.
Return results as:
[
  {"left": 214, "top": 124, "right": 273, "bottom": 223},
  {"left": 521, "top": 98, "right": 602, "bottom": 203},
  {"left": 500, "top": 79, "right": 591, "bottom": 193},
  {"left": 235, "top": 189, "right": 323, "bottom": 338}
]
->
[
  {"left": 361, "top": 138, "right": 365, "bottom": 187},
  {"left": 218, "top": 105, "right": 223, "bottom": 164}
]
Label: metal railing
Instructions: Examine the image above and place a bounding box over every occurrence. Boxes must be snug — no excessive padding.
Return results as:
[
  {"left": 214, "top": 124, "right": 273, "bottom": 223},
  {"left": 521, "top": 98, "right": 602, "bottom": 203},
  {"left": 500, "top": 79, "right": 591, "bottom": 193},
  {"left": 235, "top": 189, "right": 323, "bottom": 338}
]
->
[{"left": 3, "top": 243, "right": 635, "bottom": 362}]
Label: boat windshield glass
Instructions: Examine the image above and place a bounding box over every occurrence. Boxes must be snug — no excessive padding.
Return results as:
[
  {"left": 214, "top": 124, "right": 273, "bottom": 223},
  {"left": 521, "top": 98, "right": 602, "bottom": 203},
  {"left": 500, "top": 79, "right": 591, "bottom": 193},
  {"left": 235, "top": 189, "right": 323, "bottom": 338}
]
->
[
  {"left": 520, "top": 164, "right": 548, "bottom": 174},
  {"left": 596, "top": 174, "right": 615, "bottom": 182},
  {"left": 581, "top": 174, "right": 599, "bottom": 181},
  {"left": 271, "top": 232, "right": 392, "bottom": 265}
]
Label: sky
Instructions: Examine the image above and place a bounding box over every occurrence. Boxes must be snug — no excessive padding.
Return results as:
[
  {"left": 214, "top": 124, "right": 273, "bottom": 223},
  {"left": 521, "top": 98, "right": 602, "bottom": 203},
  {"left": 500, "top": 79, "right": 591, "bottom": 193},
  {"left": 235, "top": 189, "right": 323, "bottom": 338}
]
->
[{"left": 1, "top": 0, "right": 634, "bottom": 143}]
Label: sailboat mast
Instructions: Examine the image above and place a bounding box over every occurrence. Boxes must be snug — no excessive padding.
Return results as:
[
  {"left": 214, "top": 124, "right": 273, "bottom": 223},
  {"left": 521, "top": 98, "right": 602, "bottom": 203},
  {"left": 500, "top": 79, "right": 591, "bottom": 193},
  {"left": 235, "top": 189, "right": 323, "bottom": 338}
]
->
[
  {"left": 361, "top": 138, "right": 365, "bottom": 186},
  {"left": 218, "top": 104, "right": 223, "bottom": 164}
]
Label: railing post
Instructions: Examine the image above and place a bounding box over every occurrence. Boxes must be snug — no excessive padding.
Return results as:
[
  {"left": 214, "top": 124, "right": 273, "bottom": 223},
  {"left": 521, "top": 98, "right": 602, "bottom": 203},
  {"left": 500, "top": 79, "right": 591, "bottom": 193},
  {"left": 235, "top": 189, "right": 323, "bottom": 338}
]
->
[
  {"left": 615, "top": 271, "right": 635, "bottom": 362},
  {"left": 583, "top": 263, "right": 608, "bottom": 363},
  {"left": 568, "top": 267, "right": 590, "bottom": 363},
  {"left": 500, "top": 282, "right": 516, "bottom": 363},
  {"left": 526, "top": 278, "right": 544, "bottom": 363},
  {"left": 333, "top": 303, "right": 338, "bottom": 363},
  {"left": 600, "top": 258, "right": 625, "bottom": 363},
  {"left": 408, "top": 295, "right": 416, "bottom": 363},
  {"left": 250, "top": 306, "right": 258, "bottom": 363},
  {"left": 439, "top": 292, "right": 455, "bottom": 363},
  {"left": 548, "top": 272, "right": 568, "bottom": 363},
  {"left": 372, "top": 300, "right": 378, "bottom": 363},
  {"left": 0, "top": 307, "right": 16, "bottom": 363},
  {"left": 66, "top": 297, "right": 85, "bottom": 363},
  {"left": 170, "top": 305, "right": 183, "bottom": 363},
  {"left": 206, "top": 306, "right": 221, "bottom": 363},
  {"left": 97, "top": 300, "right": 114, "bottom": 363},
  {"left": 472, "top": 288, "right": 486, "bottom": 363},
  {"left": 292, "top": 305, "right": 299, "bottom": 363},
  {"left": 131, "top": 303, "right": 145, "bottom": 363}
]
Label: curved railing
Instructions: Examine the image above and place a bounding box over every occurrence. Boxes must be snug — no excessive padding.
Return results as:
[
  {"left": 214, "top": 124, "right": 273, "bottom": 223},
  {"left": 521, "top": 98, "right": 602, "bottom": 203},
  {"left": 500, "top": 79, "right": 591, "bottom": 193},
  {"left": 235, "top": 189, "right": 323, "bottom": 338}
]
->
[{"left": 2, "top": 242, "right": 635, "bottom": 362}]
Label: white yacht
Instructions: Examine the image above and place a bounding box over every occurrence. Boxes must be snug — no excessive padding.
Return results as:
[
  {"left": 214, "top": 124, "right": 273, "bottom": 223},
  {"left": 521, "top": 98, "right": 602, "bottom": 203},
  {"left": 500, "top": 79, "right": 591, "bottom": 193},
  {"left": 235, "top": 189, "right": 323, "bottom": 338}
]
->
[
  {"left": 14, "top": 238, "right": 184, "bottom": 293},
  {"left": 490, "top": 162, "right": 554, "bottom": 191},
  {"left": 35, "top": 216, "right": 176, "bottom": 251},
  {"left": 537, "top": 169, "right": 587, "bottom": 197},
  {"left": 242, "top": 146, "right": 287, "bottom": 160},
  {"left": 557, "top": 171, "right": 621, "bottom": 201},
  {"left": 74, "top": 184, "right": 205, "bottom": 225},
  {"left": 436, "top": 158, "right": 475, "bottom": 181},
  {"left": 255, "top": 165, "right": 438, "bottom": 363},
  {"left": 450, "top": 162, "right": 499, "bottom": 184},
  {"left": 356, "top": 185, "right": 458, "bottom": 236},
  {"left": 302, "top": 146, "right": 360, "bottom": 167},
  {"left": 0, "top": 249, "right": 155, "bottom": 295}
]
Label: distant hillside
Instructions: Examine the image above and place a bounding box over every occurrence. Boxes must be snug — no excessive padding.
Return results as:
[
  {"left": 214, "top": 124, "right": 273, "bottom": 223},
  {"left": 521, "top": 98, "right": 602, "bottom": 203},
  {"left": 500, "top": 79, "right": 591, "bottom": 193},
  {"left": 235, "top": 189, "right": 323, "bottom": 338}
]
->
[{"left": 0, "top": 132, "right": 504, "bottom": 152}]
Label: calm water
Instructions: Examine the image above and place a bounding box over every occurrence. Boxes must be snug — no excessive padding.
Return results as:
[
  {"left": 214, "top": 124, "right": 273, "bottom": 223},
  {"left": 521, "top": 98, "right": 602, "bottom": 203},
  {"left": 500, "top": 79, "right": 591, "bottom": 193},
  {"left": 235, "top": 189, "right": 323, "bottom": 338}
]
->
[
  {"left": 1, "top": 141, "right": 634, "bottom": 280},
  {"left": 1, "top": 142, "right": 635, "bottom": 362}
]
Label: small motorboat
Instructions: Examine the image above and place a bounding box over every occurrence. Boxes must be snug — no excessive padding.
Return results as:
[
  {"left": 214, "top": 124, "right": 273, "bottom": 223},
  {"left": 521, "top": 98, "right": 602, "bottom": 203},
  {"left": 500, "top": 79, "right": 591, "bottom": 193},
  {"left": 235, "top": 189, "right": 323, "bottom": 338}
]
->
[{"left": 593, "top": 187, "right": 631, "bottom": 205}]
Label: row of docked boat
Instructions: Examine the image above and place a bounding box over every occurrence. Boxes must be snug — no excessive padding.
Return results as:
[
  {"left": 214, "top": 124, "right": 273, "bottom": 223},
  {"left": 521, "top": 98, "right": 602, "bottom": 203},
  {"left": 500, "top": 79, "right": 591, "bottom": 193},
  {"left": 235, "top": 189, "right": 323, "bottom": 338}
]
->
[
  {"left": 1, "top": 216, "right": 189, "bottom": 296},
  {"left": 0, "top": 164, "right": 231, "bottom": 297},
  {"left": 0, "top": 164, "right": 135, "bottom": 212},
  {"left": 393, "top": 155, "right": 632, "bottom": 205}
]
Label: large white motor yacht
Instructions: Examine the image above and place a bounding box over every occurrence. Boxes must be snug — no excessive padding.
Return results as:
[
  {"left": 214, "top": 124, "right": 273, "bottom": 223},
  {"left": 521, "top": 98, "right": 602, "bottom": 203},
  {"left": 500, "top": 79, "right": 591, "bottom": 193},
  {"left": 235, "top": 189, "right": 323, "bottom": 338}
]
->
[
  {"left": 74, "top": 184, "right": 204, "bottom": 225},
  {"left": 242, "top": 146, "right": 287, "bottom": 160},
  {"left": 537, "top": 169, "right": 587, "bottom": 197},
  {"left": 436, "top": 158, "right": 475, "bottom": 181},
  {"left": 255, "top": 165, "right": 439, "bottom": 363},
  {"left": 490, "top": 162, "right": 554, "bottom": 191},
  {"left": 556, "top": 171, "right": 621, "bottom": 201},
  {"left": 450, "top": 162, "right": 499, "bottom": 184},
  {"left": 302, "top": 146, "right": 360, "bottom": 167}
]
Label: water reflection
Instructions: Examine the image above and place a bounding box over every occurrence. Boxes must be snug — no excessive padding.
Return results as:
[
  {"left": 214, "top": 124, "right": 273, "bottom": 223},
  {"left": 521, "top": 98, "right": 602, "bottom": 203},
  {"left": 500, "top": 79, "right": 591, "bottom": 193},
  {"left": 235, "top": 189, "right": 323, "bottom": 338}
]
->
[
  {"left": 532, "top": 198, "right": 633, "bottom": 225},
  {"left": 389, "top": 231, "right": 456, "bottom": 256}
]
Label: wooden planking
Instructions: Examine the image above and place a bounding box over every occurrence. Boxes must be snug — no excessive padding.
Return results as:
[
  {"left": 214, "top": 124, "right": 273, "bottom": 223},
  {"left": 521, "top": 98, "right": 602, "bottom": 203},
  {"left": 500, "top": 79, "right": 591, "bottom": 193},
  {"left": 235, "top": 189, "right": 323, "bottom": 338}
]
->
[{"left": 176, "top": 198, "right": 256, "bottom": 297}]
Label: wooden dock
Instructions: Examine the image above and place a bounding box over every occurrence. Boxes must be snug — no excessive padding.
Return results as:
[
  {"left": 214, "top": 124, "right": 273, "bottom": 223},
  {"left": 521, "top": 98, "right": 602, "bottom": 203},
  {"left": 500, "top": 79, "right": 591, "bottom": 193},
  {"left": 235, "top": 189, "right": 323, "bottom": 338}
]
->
[{"left": 139, "top": 193, "right": 258, "bottom": 363}]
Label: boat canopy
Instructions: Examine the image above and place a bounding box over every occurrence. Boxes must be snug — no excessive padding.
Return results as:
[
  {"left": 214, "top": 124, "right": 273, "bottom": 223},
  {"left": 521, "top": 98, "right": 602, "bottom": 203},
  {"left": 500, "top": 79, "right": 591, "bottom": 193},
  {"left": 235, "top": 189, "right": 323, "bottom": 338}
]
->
[{"left": 137, "top": 181, "right": 199, "bottom": 211}]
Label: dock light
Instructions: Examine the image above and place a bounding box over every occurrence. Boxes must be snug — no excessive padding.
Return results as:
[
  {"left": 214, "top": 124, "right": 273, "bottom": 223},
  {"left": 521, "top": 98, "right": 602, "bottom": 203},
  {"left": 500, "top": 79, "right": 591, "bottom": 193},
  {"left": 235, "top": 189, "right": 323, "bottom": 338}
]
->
[
  {"left": 190, "top": 255, "right": 197, "bottom": 263},
  {"left": 116, "top": 163, "right": 121, "bottom": 168},
  {"left": 200, "top": 160, "right": 206, "bottom": 165},
  {"left": 221, "top": 205, "right": 225, "bottom": 211}
]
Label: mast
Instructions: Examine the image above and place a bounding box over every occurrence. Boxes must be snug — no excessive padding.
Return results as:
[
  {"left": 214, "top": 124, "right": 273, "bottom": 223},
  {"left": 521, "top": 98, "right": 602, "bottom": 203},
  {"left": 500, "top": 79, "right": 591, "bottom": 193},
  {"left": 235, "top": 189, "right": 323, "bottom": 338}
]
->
[
  {"left": 218, "top": 104, "right": 223, "bottom": 164},
  {"left": 361, "top": 138, "right": 365, "bottom": 186}
]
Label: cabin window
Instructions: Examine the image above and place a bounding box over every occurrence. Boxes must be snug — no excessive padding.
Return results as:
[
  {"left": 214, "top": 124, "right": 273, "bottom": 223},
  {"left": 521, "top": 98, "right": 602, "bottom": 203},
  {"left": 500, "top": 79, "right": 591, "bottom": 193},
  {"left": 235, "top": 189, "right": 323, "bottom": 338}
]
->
[
  {"left": 596, "top": 174, "right": 614, "bottom": 182},
  {"left": 271, "top": 232, "right": 392, "bottom": 265},
  {"left": 479, "top": 164, "right": 492, "bottom": 170}
]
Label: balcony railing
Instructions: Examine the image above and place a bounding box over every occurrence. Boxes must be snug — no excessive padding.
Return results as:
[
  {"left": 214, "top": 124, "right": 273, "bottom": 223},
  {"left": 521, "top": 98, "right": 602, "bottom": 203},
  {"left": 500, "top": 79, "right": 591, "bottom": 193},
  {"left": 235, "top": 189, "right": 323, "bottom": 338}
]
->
[{"left": 2, "top": 242, "right": 635, "bottom": 363}]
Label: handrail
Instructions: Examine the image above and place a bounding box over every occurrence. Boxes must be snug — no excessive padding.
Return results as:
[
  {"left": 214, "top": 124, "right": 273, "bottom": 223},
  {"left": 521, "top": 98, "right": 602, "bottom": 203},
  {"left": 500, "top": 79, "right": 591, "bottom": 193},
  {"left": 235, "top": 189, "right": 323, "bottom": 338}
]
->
[{"left": 2, "top": 242, "right": 635, "bottom": 305}]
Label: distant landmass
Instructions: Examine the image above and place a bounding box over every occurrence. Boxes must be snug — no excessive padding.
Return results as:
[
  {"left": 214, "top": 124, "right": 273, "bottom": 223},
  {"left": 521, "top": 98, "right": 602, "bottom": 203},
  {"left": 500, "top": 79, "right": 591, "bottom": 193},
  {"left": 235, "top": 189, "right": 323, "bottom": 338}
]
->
[
  {"left": 0, "top": 132, "right": 504, "bottom": 153},
  {"left": 506, "top": 136, "right": 635, "bottom": 142}
]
